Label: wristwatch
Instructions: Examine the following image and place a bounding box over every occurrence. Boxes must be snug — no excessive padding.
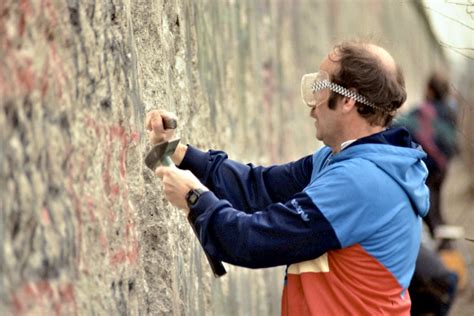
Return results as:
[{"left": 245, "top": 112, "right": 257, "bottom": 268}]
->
[{"left": 185, "top": 188, "right": 208, "bottom": 208}]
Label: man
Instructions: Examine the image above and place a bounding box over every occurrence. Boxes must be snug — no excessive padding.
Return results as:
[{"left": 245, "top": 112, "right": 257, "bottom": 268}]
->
[
  {"left": 147, "top": 41, "right": 429, "bottom": 315},
  {"left": 395, "top": 72, "right": 459, "bottom": 315},
  {"left": 396, "top": 72, "right": 458, "bottom": 240}
]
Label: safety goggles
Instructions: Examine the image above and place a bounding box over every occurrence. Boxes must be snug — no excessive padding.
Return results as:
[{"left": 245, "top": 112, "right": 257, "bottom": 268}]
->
[{"left": 300, "top": 70, "right": 377, "bottom": 109}]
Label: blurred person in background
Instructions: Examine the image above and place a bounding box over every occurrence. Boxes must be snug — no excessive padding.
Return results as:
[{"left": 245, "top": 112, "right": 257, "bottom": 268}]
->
[
  {"left": 395, "top": 72, "right": 459, "bottom": 316},
  {"left": 396, "top": 72, "right": 458, "bottom": 241}
]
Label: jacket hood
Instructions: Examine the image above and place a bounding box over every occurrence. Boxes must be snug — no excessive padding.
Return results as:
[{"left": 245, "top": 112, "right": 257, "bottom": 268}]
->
[{"left": 334, "top": 127, "right": 429, "bottom": 217}]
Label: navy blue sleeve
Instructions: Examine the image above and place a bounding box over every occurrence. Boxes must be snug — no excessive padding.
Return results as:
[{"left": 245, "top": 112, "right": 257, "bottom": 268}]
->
[
  {"left": 188, "top": 191, "right": 341, "bottom": 269},
  {"left": 179, "top": 145, "right": 313, "bottom": 212}
]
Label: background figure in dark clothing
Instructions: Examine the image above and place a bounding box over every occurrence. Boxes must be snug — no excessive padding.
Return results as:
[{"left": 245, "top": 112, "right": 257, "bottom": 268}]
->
[
  {"left": 409, "top": 245, "right": 458, "bottom": 316},
  {"left": 396, "top": 72, "right": 459, "bottom": 316},
  {"left": 396, "top": 72, "right": 458, "bottom": 239}
]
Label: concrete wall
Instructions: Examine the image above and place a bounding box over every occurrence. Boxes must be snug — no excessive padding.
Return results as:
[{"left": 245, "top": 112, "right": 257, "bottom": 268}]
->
[{"left": 0, "top": 1, "right": 448, "bottom": 315}]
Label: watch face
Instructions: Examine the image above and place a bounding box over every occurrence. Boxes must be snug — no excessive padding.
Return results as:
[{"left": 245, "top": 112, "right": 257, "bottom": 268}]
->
[
  {"left": 187, "top": 188, "right": 206, "bottom": 207},
  {"left": 188, "top": 193, "right": 199, "bottom": 205}
]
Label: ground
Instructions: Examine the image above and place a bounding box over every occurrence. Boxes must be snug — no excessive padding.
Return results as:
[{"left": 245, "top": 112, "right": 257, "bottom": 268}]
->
[{"left": 441, "top": 157, "right": 474, "bottom": 315}]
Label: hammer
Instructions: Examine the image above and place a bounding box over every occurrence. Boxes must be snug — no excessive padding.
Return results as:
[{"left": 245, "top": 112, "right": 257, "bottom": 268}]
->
[{"left": 145, "top": 117, "right": 227, "bottom": 277}]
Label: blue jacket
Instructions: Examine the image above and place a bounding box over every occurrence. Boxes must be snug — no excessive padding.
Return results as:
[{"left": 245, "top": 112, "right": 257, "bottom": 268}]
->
[{"left": 181, "top": 127, "right": 429, "bottom": 295}]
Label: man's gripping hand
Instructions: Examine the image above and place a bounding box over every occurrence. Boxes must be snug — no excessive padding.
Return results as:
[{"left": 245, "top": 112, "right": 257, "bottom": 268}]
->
[
  {"left": 145, "top": 110, "right": 177, "bottom": 145},
  {"left": 155, "top": 165, "right": 209, "bottom": 215}
]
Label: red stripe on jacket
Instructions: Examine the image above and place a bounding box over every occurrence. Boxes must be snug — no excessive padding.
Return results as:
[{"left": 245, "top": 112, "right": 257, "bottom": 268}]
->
[{"left": 281, "top": 244, "right": 411, "bottom": 315}]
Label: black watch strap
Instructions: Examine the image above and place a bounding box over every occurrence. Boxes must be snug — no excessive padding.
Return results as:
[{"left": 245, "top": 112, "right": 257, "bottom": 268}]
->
[{"left": 185, "top": 188, "right": 207, "bottom": 208}]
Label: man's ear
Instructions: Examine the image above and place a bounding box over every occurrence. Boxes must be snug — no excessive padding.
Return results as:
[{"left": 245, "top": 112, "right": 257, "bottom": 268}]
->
[{"left": 341, "top": 96, "right": 356, "bottom": 113}]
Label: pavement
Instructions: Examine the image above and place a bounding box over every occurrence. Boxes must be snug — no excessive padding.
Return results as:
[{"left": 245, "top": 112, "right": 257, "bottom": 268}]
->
[{"left": 439, "top": 157, "right": 474, "bottom": 315}]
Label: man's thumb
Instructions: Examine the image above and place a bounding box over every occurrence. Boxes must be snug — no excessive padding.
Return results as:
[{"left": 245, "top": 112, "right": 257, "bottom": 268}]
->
[{"left": 155, "top": 166, "right": 166, "bottom": 178}]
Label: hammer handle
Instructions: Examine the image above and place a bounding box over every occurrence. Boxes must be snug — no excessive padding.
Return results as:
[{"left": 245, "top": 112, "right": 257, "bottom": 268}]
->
[
  {"left": 162, "top": 117, "right": 177, "bottom": 130},
  {"left": 146, "top": 118, "right": 226, "bottom": 277},
  {"left": 187, "top": 218, "right": 227, "bottom": 277}
]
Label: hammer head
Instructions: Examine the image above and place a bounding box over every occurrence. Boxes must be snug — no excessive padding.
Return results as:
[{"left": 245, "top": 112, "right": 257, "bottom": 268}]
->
[{"left": 145, "top": 138, "right": 181, "bottom": 170}]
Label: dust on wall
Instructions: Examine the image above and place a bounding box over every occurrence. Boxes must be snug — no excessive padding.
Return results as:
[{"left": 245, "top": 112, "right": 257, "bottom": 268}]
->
[{"left": 0, "top": 0, "right": 446, "bottom": 315}]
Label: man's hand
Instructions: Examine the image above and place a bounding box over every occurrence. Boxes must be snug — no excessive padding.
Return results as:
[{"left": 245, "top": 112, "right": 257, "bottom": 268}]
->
[
  {"left": 145, "top": 110, "right": 177, "bottom": 145},
  {"left": 145, "top": 110, "right": 187, "bottom": 165},
  {"left": 155, "top": 165, "right": 208, "bottom": 215}
]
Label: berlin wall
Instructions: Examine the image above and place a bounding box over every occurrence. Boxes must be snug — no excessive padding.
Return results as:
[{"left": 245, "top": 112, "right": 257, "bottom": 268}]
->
[{"left": 0, "top": 0, "right": 463, "bottom": 315}]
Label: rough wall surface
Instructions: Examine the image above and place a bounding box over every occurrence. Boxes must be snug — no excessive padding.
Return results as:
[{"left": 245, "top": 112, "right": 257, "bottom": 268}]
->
[{"left": 0, "top": 1, "right": 454, "bottom": 315}]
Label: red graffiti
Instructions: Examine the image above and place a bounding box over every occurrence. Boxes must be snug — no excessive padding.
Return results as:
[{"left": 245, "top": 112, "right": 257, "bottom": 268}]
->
[
  {"left": 42, "top": 0, "right": 58, "bottom": 29},
  {"left": 0, "top": 0, "right": 66, "bottom": 99},
  {"left": 10, "top": 281, "right": 77, "bottom": 316},
  {"left": 47, "top": 42, "right": 66, "bottom": 98},
  {"left": 78, "top": 116, "right": 141, "bottom": 267},
  {"left": 18, "top": 0, "right": 33, "bottom": 38},
  {"left": 16, "top": 58, "right": 36, "bottom": 92},
  {"left": 85, "top": 195, "right": 97, "bottom": 222},
  {"left": 109, "top": 241, "right": 140, "bottom": 265},
  {"left": 84, "top": 193, "right": 110, "bottom": 251},
  {"left": 41, "top": 207, "right": 51, "bottom": 225},
  {"left": 102, "top": 122, "right": 141, "bottom": 266}
]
